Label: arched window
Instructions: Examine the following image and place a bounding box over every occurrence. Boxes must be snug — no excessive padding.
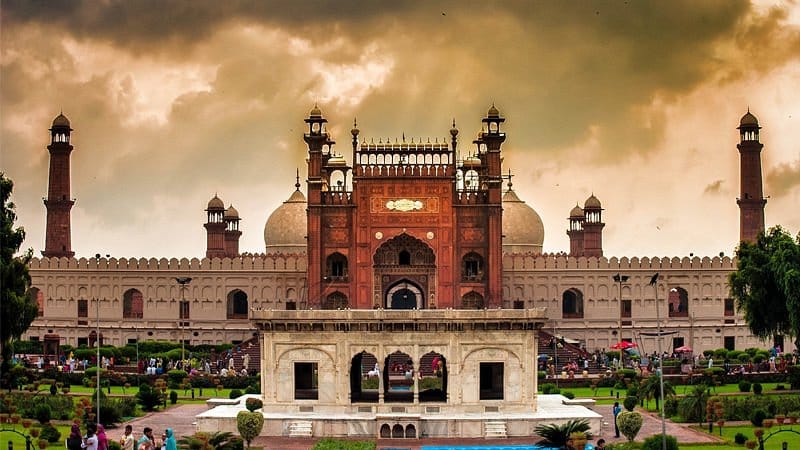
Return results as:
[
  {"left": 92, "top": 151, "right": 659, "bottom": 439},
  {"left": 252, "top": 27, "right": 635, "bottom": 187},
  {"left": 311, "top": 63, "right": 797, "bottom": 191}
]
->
[
  {"left": 464, "top": 169, "right": 479, "bottom": 191},
  {"left": 562, "top": 288, "right": 584, "bottom": 318},
  {"left": 669, "top": 287, "right": 689, "bottom": 317},
  {"left": 326, "top": 252, "right": 348, "bottom": 281},
  {"left": 123, "top": 289, "right": 144, "bottom": 319},
  {"left": 399, "top": 250, "right": 411, "bottom": 266},
  {"left": 227, "top": 290, "right": 248, "bottom": 319},
  {"left": 29, "top": 287, "right": 43, "bottom": 317},
  {"left": 322, "top": 291, "right": 348, "bottom": 310},
  {"left": 461, "top": 252, "right": 484, "bottom": 281},
  {"left": 461, "top": 291, "right": 484, "bottom": 309}
]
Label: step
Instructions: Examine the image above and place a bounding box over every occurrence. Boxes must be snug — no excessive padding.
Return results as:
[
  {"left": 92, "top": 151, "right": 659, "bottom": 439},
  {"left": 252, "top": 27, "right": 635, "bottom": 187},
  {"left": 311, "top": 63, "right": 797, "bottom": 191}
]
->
[
  {"left": 484, "top": 420, "right": 507, "bottom": 438},
  {"left": 288, "top": 420, "right": 313, "bottom": 437}
]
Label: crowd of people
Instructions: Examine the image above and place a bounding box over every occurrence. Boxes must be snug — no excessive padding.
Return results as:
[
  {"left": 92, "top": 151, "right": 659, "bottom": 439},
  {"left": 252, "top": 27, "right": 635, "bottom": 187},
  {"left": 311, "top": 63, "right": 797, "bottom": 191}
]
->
[{"left": 66, "top": 424, "right": 176, "bottom": 450}]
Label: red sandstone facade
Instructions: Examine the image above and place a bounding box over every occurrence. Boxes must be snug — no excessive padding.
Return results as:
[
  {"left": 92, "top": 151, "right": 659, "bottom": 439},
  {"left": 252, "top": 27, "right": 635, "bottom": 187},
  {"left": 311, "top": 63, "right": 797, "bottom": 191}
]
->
[
  {"left": 304, "top": 106, "right": 506, "bottom": 309},
  {"left": 737, "top": 110, "right": 767, "bottom": 244},
  {"left": 42, "top": 114, "right": 75, "bottom": 258}
]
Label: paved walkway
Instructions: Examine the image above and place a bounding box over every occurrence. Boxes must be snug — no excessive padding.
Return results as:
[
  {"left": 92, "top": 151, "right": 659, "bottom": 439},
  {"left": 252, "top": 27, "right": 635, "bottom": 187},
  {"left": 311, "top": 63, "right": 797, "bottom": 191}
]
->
[{"left": 120, "top": 403, "right": 722, "bottom": 450}]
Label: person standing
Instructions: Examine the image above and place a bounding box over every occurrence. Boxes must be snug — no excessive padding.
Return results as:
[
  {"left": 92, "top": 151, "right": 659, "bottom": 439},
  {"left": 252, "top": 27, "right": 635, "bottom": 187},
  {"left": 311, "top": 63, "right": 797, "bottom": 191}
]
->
[
  {"left": 96, "top": 424, "right": 108, "bottom": 450},
  {"left": 137, "top": 427, "right": 154, "bottom": 450},
  {"left": 120, "top": 425, "right": 135, "bottom": 450},
  {"left": 66, "top": 424, "right": 83, "bottom": 450},
  {"left": 612, "top": 401, "right": 622, "bottom": 438},
  {"left": 82, "top": 424, "right": 98, "bottom": 450},
  {"left": 164, "top": 429, "right": 177, "bottom": 450}
]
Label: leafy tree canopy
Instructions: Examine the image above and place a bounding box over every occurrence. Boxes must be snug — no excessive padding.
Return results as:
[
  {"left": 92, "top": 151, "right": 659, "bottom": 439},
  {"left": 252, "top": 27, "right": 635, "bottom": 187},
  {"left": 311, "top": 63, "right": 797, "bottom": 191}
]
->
[
  {"left": 729, "top": 226, "right": 800, "bottom": 349},
  {"left": 1, "top": 172, "right": 37, "bottom": 378}
]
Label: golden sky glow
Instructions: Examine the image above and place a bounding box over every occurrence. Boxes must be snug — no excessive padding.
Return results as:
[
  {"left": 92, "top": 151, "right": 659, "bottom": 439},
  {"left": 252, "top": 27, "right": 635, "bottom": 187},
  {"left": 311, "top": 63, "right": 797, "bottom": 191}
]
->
[{"left": 2, "top": 0, "right": 799, "bottom": 258}]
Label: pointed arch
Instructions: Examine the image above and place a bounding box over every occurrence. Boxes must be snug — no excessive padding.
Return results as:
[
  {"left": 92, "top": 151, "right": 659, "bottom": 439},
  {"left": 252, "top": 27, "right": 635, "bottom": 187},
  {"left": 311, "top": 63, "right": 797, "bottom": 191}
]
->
[
  {"left": 123, "top": 288, "right": 144, "bottom": 319},
  {"left": 227, "top": 289, "right": 248, "bottom": 319}
]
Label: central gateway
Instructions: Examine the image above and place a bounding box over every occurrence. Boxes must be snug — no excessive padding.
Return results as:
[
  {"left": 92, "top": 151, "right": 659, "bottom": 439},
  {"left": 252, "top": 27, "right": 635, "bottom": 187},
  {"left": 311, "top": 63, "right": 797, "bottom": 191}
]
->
[{"left": 199, "top": 106, "right": 601, "bottom": 439}]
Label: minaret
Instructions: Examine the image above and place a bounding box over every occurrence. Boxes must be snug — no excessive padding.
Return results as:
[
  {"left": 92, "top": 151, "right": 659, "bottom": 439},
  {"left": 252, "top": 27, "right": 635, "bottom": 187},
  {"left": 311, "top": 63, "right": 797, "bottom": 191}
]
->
[
  {"left": 582, "top": 194, "right": 605, "bottom": 257},
  {"left": 737, "top": 110, "right": 767, "bottom": 243},
  {"left": 223, "top": 205, "right": 242, "bottom": 257},
  {"left": 478, "top": 105, "right": 506, "bottom": 307},
  {"left": 304, "top": 105, "right": 329, "bottom": 308},
  {"left": 567, "top": 204, "right": 584, "bottom": 256},
  {"left": 42, "top": 113, "right": 76, "bottom": 258},
  {"left": 204, "top": 195, "right": 226, "bottom": 258}
]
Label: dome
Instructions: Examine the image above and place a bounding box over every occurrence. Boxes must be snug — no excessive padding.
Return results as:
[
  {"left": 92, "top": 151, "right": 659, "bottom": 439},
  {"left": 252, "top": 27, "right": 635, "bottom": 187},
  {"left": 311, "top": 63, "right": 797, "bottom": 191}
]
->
[
  {"left": 309, "top": 104, "right": 323, "bottom": 118},
  {"left": 739, "top": 110, "right": 759, "bottom": 127},
  {"left": 52, "top": 113, "right": 71, "bottom": 128},
  {"left": 502, "top": 190, "right": 544, "bottom": 254},
  {"left": 207, "top": 195, "right": 225, "bottom": 210},
  {"left": 462, "top": 155, "right": 481, "bottom": 168},
  {"left": 570, "top": 204, "right": 584, "bottom": 218},
  {"left": 584, "top": 194, "right": 602, "bottom": 209},
  {"left": 264, "top": 189, "right": 307, "bottom": 253},
  {"left": 224, "top": 205, "right": 239, "bottom": 219},
  {"left": 327, "top": 154, "right": 347, "bottom": 166},
  {"left": 487, "top": 104, "right": 500, "bottom": 118}
]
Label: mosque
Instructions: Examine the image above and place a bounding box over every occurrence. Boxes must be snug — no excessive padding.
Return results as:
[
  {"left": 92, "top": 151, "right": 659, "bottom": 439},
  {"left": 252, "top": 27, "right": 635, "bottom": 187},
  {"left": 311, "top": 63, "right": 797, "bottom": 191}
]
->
[{"left": 24, "top": 105, "right": 778, "bottom": 438}]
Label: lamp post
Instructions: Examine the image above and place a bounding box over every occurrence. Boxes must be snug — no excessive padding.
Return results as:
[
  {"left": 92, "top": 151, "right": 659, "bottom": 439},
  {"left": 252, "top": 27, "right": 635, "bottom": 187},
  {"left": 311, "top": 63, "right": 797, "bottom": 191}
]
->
[
  {"left": 175, "top": 277, "right": 192, "bottom": 366},
  {"left": 650, "top": 272, "right": 667, "bottom": 450},
  {"left": 613, "top": 273, "right": 629, "bottom": 369}
]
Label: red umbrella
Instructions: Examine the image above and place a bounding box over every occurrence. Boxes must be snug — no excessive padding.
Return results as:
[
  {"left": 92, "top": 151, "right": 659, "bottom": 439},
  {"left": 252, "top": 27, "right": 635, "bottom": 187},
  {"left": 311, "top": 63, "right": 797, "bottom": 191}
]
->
[
  {"left": 674, "top": 345, "right": 693, "bottom": 353},
  {"left": 610, "top": 341, "right": 637, "bottom": 350}
]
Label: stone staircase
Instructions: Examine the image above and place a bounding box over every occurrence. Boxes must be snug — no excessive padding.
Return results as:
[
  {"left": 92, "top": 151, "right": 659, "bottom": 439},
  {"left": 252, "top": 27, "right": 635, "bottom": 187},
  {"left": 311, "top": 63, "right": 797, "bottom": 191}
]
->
[
  {"left": 288, "top": 420, "right": 313, "bottom": 437},
  {"left": 484, "top": 420, "right": 507, "bottom": 438}
]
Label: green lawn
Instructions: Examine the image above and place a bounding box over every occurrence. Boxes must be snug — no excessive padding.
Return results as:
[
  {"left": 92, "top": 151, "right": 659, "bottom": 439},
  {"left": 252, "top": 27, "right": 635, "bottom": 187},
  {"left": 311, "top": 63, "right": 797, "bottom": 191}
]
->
[
  {"left": 692, "top": 423, "right": 800, "bottom": 449},
  {"left": 0, "top": 424, "right": 73, "bottom": 450},
  {"left": 62, "top": 384, "right": 237, "bottom": 399}
]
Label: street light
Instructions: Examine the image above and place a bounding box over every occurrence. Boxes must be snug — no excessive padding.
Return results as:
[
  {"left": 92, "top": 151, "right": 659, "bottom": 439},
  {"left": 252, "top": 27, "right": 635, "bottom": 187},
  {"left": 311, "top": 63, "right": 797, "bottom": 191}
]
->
[
  {"left": 650, "top": 272, "right": 667, "bottom": 450},
  {"left": 175, "top": 277, "right": 192, "bottom": 365},
  {"left": 613, "top": 273, "right": 629, "bottom": 369}
]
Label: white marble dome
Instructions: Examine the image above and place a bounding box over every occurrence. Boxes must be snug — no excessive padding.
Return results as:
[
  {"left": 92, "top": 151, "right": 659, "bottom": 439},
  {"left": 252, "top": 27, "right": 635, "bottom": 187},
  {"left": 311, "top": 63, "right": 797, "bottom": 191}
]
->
[
  {"left": 502, "top": 189, "right": 544, "bottom": 254},
  {"left": 263, "top": 189, "right": 307, "bottom": 253}
]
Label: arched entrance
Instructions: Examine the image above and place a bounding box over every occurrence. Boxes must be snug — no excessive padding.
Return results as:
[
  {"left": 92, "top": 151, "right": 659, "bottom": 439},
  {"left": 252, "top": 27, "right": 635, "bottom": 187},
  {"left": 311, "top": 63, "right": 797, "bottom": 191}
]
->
[
  {"left": 373, "top": 233, "right": 436, "bottom": 309},
  {"left": 386, "top": 280, "right": 423, "bottom": 309}
]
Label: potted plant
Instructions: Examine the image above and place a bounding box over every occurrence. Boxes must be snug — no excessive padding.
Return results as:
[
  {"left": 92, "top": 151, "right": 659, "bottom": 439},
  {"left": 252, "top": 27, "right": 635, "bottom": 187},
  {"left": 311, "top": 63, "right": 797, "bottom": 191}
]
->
[
  {"left": 775, "top": 414, "right": 785, "bottom": 425},
  {"left": 786, "top": 411, "right": 799, "bottom": 424}
]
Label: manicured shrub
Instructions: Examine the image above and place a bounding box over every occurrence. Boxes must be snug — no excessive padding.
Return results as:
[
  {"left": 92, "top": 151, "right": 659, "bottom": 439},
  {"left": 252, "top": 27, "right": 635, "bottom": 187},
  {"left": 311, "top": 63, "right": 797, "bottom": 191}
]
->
[
  {"left": 541, "top": 383, "right": 560, "bottom": 395},
  {"left": 136, "top": 383, "right": 163, "bottom": 412},
  {"left": 170, "top": 391, "right": 178, "bottom": 404},
  {"left": 236, "top": 411, "right": 264, "bottom": 449},
  {"left": 751, "top": 409, "right": 767, "bottom": 426},
  {"left": 39, "top": 424, "right": 61, "bottom": 443},
  {"left": 753, "top": 383, "right": 763, "bottom": 395},
  {"left": 617, "top": 411, "right": 643, "bottom": 442},
  {"left": 641, "top": 434, "right": 678, "bottom": 450},
  {"left": 734, "top": 432, "right": 748, "bottom": 445},
  {"left": 738, "top": 380, "right": 752, "bottom": 392},
  {"left": 245, "top": 398, "right": 263, "bottom": 412},
  {"left": 229, "top": 389, "right": 243, "bottom": 399},
  {"left": 562, "top": 391, "right": 575, "bottom": 400},
  {"left": 34, "top": 404, "right": 51, "bottom": 424},
  {"left": 623, "top": 395, "right": 638, "bottom": 412}
]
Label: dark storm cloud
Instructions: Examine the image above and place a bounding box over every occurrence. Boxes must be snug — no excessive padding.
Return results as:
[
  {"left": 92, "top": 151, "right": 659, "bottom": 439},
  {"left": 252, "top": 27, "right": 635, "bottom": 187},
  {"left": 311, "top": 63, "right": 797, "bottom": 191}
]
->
[{"left": 766, "top": 159, "right": 800, "bottom": 197}]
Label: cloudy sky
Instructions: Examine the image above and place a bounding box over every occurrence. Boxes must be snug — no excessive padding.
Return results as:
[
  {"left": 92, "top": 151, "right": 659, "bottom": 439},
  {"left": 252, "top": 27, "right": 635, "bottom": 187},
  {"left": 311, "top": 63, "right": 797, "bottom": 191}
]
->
[{"left": 2, "top": 0, "right": 799, "bottom": 259}]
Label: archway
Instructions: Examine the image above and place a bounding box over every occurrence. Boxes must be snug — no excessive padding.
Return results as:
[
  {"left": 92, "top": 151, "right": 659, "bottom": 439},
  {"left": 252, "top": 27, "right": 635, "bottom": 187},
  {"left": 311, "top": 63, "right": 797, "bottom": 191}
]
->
[
  {"left": 419, "top": 351, "right": 447, "bottom": 402},
  {"left": 350, "top": 351, "right": 379, "bottom": 403},
  {"left": 384, "top": 350, "right": 414, "bottom": 403},
  {"left": 386, "top": 281, "right": 423, "bottom": 309}
]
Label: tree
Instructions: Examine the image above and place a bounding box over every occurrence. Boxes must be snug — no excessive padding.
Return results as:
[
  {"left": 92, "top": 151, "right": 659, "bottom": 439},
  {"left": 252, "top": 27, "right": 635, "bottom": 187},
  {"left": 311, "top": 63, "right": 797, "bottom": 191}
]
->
[
  {"left": 638, "top": 373, "right": 675, "bottom": 411},
  {"left": 679, "top": 384, "right": 710, "bottom": 425},
  {"left": 1, "top": 173, "right": 37, "bottom": 380},
  {"left": 729, "top": 226, "right": 800, "bottom": 349}
]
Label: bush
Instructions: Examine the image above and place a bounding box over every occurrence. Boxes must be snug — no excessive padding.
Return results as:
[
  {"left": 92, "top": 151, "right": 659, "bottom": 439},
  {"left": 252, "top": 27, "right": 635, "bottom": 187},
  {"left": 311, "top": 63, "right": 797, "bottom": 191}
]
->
[
  {"left": 753, "top": 383, "right": 763, "bottom": 395},
  {"left": 617, "top": 369, "right": 637, "bottom": 379},
  {"left": 751, "top": 409, "right": 767, "bottom": 426},
  {"left": 738, "top": 380, "right": 752, "bottom": 392},
  {"left": 734, "top": 432, "right": 748, "bottom": 445},
  {"left": 541, "top": 383, "right": 560, "bottom": 395},
  {"left": 170, "top": 391, "right": 178, "bottom": 404},
  {"left": 34, "top": 404, "right": 51, "bottom": 424},
  {"left": 245, "top": 398, "right": 263, "bottom": 412},
  {"left": 236, "top": 411, "right": 264, "bottom": 448},
  {"left": 311, "top": 439, "right": 375, "bottom": 450},
  {"left": 167, "top": 370, "right": 188, "bottom": 388},
  {"left": 623, "top": 396, "right": 638, "bottom": 412},
  {"left": 108, "top": 441, "right": 122, "bottom": 450},
  {"left": 641, "top": 434, "right": 678, "bottom": 450},
  {"left": 38, "top": 424, "right": 61, "bottom": 443},
  {"left": 229, "top": 389, "right": 243, "bottom": 399},
  {"left": 136, "top": 383, "right": 163, "bottom": 412},
  {"left": 617, "top": 411, "right": 643, "bottom": 442},
  {"left": 562, "top": 391, "right": 575, "bottom": 400},
  {"left": 244, "top": 383, "right": 260, "bottom": 395},
  {"left": 664, "top": 397, "right": 678, "bottom": 417}
]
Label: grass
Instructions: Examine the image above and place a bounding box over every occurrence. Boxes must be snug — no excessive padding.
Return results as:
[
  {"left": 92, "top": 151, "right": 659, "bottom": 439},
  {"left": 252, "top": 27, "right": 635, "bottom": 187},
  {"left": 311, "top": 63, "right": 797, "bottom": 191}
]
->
[
  {"left": 61, "top": 384, "right": 237, "bottom": 399},
  {"left": 703, "top": 423, "right": 800, "bottom": 449},
  {"left": 0, "top": 424, "right": 73, "bottom": 450}
]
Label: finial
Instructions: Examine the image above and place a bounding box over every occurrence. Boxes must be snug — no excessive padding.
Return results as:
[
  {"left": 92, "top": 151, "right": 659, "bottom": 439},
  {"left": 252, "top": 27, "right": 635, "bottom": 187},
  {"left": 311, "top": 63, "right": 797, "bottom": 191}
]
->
[
  {"left": 506, "top": 169, "right": 514, "bottom": 191},
  {"left": 402, "top": 132, "right": 405, "bottom": 142},
  {"left": 295, "top": 169, "right": 301, "bottom": 191}
]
